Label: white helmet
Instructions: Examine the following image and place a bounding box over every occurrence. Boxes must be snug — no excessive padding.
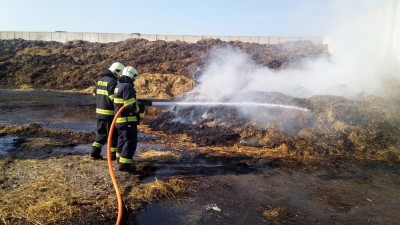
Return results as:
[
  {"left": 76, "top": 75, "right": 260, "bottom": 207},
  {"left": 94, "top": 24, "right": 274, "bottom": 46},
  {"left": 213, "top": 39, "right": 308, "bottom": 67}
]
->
[
  {"left": 109, "top": 62, "right": 125, "bottom": 77},
  {"left": 121, "top": 66, "right": 139, "bottom": 81}
]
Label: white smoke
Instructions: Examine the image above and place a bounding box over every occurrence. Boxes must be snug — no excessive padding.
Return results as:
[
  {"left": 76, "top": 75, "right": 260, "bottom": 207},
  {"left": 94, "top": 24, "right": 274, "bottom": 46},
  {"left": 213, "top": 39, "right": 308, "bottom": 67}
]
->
[{"left": 191, "top": 0, "right": 400, "bottom": 100}]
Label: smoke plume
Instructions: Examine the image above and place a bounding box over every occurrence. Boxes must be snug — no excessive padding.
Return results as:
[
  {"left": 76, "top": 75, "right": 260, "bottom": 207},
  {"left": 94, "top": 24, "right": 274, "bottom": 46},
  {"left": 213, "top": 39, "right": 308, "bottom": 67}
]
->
[{"left": 191, "top": 0, "right": 400, "bottom": 100}]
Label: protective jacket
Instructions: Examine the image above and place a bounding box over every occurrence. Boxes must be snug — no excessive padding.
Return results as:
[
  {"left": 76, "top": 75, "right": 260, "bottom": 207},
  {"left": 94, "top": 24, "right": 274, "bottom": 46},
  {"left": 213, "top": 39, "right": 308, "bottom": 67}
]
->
[
  {"left": 93, "top": 69, "right": 118, "bottom": 120},
  {"left": 113, "top": 77, "right": 140, "bottom": 124},
  {"left": 113, "top": 76, "right": 141, "bottom": 165}
]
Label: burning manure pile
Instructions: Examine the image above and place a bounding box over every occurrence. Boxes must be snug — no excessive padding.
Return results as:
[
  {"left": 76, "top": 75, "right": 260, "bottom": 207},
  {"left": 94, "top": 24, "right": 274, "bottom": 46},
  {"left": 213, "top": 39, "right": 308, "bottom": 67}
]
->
[{"left": 149, "top": 92, "right": 400, "bottom": 162}]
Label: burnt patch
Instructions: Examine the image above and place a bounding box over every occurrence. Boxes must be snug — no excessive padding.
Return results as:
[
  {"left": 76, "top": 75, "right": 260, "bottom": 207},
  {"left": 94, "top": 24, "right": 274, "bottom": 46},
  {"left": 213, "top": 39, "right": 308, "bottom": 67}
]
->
[
  {"left": 148, "top": 91, "right": 400, "bottom": 162},
  {"left": 149, "top": 111, "right": 241, "bottom": 147},
  {"left": 191, "top": 125, "right": 240, "bottom": 146},
  {"left": 0, "top": 123, "right": 95, "bottom": 158}
]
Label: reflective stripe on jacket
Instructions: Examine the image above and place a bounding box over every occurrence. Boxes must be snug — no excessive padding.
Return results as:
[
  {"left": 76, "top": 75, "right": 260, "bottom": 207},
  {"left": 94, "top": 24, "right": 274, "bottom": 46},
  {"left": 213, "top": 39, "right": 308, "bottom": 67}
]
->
[
  {"left": 113, "top": 82, "right": 140, "bottom": 124},
  {"left": 93, "top": 69, "right": 118, "bottom": 119}
]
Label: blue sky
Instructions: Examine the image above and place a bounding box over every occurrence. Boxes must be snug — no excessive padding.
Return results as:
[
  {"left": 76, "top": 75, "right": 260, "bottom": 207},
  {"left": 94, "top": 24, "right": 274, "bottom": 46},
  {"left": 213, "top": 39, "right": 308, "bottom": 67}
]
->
[{"left": 0, "top": 0, "right": 387, "bottom": 36}]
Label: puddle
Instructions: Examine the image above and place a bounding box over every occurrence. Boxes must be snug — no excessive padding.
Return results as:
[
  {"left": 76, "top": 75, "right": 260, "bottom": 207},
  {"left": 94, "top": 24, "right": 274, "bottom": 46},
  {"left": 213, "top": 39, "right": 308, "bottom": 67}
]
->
[
  {"left": 44, "top": 135, "right": 167, "bottom": 159},
  {"left": 137, "top": 143, "right": 169, "bottom": 151},
  {"left": 140, "top": 166, "right": 184, "bottom": 183},
  {"left": 0, "top": 89, "right": 98, "bottom": 132},
  {"left": 0, "top": 135, "right": 19, "bottom": 155},
  {"left": 0, "top": 89, "right": 169, "bottom": 133},
  {"left": 135, "top": 203, "right": 185, "bottom": 225},
  {"left": 51, "top": 144, "right": 92, "bottom": 156},
  {"left": 0, "top": 105, "right": 165, "bottom": 133},
  {"left": 45, "top": 142, "right": 167, "bottom": 159},
  {"left": 0, "top": 105, "right": 96, "bottom": 132}
]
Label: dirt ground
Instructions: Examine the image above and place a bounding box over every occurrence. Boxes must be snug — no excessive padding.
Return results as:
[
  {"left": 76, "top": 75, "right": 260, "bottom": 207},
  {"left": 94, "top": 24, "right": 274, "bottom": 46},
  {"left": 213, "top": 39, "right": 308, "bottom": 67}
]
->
[{"left": 0, "top": 38, "right": 399, "bottom": 225}]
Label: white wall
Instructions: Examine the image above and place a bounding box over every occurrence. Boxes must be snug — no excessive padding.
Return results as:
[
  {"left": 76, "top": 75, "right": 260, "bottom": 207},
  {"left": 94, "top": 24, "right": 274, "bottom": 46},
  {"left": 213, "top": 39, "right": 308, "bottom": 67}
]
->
[{"left": 0, "top": 31, "right": 324, "bottom": 45}]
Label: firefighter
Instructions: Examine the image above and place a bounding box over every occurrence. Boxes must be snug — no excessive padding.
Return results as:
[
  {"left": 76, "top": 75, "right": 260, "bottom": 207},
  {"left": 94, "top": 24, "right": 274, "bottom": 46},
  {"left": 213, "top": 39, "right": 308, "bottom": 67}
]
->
[
  {"left": 91, "top": 62, "right": 125, "bottom": 160},
  {"left": 113, "top": 66, "right": 146, "bottom": 172}
]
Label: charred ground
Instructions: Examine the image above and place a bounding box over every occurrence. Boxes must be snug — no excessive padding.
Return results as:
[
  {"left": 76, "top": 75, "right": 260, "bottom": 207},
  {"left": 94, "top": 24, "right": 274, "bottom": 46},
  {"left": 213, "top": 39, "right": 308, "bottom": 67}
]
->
[{"left": 150, "top": 92, "right": 400, "bottom": 163}]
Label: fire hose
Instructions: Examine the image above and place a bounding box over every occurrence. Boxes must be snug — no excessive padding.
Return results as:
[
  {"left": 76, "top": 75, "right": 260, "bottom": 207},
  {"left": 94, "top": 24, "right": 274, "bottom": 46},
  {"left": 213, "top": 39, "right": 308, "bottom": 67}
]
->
[
  {"left": 107, "top": 99, "right": 152, "bottom": 225},
  {"left": 107, "top": 105, "right": 125, "bottom": 225}
]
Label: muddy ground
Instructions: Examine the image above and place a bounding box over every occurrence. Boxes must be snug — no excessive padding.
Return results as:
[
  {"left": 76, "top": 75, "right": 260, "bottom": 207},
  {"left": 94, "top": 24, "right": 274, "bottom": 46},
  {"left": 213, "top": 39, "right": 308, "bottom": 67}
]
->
[{"left": 0, "top": 38, "right": 399, "bottom": 225}]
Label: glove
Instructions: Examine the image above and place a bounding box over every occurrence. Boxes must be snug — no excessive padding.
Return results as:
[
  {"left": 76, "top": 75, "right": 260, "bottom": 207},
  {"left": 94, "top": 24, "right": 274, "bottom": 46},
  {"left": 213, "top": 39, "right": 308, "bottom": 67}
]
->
[{"left": 137, "top": 99, "right": 152, "bottom": 106}]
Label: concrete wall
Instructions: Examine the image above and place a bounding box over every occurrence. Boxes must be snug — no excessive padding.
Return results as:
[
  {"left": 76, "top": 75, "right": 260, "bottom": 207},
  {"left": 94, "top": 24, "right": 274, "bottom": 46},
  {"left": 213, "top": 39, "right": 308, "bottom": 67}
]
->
[{"left": 0, "top": 31, "right": 324, "bottom": 45}]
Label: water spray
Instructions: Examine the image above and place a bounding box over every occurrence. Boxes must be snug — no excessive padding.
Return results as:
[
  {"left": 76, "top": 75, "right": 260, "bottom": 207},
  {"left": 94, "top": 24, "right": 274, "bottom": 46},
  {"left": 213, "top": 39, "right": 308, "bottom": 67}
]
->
[{"left": 151, "top": 101, "right": 309, "bottom": 112}]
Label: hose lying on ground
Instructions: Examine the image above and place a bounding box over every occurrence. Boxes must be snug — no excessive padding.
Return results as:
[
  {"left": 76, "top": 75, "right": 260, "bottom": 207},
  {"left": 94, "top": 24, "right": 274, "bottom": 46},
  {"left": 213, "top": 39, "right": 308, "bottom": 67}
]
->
[{"left": 107, "top": 106, "right": 126, "bottom": 225}]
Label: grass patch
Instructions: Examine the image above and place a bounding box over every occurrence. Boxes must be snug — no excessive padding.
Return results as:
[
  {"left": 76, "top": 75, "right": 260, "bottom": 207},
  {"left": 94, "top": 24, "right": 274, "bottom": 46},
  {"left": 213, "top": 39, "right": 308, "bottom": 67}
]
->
[
  {"left": 126, "top": 178, "right": 185, "bottom": 209},
  {"left": 0, "top": 155, "right": 186, "bottom": 224},
  {"left": 0, "top": 179, "right": 82, "bottom": 224},
  {"left": 0, "top": 157, "right": 115, "bottom": 225},
  {"left": 263, "top": 207, "right": 285, "bottom": 219},
  {"left": 139, "top": 150, "right": 181, "bottom": 163},
  {"left": 18, "top": 84, "right": 33, "bottom": 90},
  {"left": 263, "top": 207, "right": 294, "bottom": 224}
]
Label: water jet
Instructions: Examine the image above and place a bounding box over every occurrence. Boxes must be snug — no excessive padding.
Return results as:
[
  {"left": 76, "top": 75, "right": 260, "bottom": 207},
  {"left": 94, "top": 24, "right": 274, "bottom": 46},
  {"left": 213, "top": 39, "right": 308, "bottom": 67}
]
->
[{"left": 151, "top": 101, "right": 309, "bottom": 112}]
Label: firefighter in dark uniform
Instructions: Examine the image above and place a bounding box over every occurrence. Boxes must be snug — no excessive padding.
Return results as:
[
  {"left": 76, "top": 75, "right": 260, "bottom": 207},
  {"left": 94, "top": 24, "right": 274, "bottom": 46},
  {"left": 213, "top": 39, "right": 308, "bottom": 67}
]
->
[
  {"left": 113, "top": 66, "right": 147, "bottom": 172},
  {"left": 91, "top": 62, "right": 125, "bottom": 160}
]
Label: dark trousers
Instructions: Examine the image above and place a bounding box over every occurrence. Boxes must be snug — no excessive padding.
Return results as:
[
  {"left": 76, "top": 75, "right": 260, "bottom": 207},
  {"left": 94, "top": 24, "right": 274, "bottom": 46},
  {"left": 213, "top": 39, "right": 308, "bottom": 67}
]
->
[
  {"left": 116, "top": 123, "right": 138, "bottom": 163},
  {"left": 93, "top": 118, "right": 118, "bottom": 150}
]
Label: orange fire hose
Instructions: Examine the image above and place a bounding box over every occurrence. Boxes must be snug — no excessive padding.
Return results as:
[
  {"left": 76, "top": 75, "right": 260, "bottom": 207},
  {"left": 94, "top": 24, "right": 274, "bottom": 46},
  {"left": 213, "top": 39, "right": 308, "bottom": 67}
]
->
[{"left": 107, "top": 105, "right": 126, "bottom": 225}]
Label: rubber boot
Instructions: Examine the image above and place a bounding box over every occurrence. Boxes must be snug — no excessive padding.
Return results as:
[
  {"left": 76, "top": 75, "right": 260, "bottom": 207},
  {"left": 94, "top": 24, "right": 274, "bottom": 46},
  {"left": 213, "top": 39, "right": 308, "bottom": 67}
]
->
[
  {"left": 90, "top": 147, "right": 103, "bottom": 160},
  {"left": 118, "top": 163, "right": 135, "bottom": 173},
  {"left": 111, "top": 151, "right": 117, "bottom": 161}
]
